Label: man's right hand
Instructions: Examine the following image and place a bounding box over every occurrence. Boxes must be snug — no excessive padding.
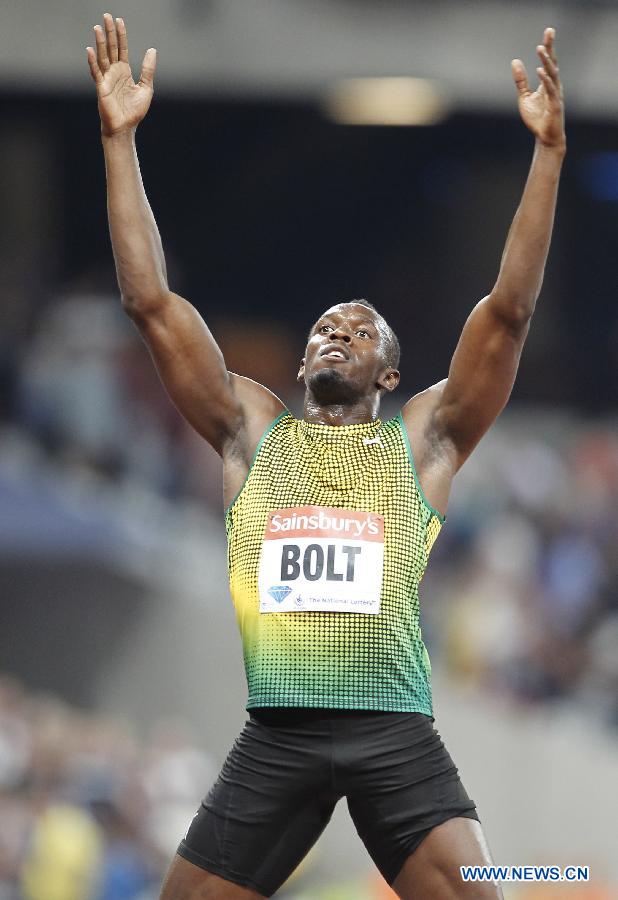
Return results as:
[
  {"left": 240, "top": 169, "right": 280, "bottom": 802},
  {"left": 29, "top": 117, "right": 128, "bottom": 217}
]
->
[{"left": 87, "top": 14, "right": 156, "bottom": 137}]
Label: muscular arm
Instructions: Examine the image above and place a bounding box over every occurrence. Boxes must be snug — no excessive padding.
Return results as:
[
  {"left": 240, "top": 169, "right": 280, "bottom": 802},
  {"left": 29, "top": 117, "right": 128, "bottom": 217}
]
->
[
  {"left": 89, "top": 15, "right": 284, "bottom": 461},
  {"left": 434, "top": 139, "right": 564, "bottom": 460},
  {"left": 103, "top": 130, "right": 283, "bottom": 454},
  {"left": 404, "top": 27, "right": 565, "bottom": 473}
]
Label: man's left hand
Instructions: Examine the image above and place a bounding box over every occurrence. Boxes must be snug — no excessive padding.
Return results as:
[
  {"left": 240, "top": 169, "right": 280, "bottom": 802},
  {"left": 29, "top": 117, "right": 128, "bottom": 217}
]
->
[{"left": 511, "top": 27, "right": 566, "bottom": 150}]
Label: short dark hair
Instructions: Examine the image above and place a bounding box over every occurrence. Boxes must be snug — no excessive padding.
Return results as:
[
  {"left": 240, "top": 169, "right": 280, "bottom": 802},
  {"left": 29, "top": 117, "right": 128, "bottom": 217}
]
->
[{"left": 344, "top": 298, "right": 401, "bottom": 370}]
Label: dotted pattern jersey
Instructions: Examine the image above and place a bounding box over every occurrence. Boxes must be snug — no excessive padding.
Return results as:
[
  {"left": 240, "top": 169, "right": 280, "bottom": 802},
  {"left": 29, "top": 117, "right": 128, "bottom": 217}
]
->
[{"left": 225, "top": 412, "right": 444, "bottom": 713}]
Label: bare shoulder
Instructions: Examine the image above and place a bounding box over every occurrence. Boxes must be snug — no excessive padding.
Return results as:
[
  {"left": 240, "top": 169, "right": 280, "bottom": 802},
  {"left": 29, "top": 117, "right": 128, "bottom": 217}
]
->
[
  {"left": 400, "top": 379, "right": 457, "bottom": 518},
  {"left": 227, "top": 373, "right": 287, "bottom": 463},
  {"left": 400, "top": 380, "right": 447, "bottom": 450},
  {"left": 221, "top": 375, "right": 287, "bottom": 510}
]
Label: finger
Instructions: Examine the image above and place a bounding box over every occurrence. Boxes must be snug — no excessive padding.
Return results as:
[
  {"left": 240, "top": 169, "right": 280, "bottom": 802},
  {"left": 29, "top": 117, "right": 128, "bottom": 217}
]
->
[
  {"left": 94, "top": 24, "right": 109, "bottom": 72},
  {"left": 537, "top": 67, "right": 558, "bottom": 100},
  {"left": 537, "top": 44, "right": 559, "bottom": 83},
  {"left": 543, "top": 26, "right": 557, "bottom": 65},
  {"left": 116, "top": 17, "right": 129, "bottom": 63},
  {"left": 103, "top": 12, "right": 118, "bottom": 64},
  {"left": 86, "top": 46, "right": 103, "bottom": 85},
  {"left": 511, "top": 59, "right": 530, "bottom": 96},
  {"left": 139, "top": 48, "right": 157, "bottom": 88}
]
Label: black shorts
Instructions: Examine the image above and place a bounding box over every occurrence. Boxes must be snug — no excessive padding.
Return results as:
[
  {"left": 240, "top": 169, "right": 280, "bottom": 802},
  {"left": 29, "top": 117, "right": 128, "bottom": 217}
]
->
[{"left": 177, "top": 708, "right": 479, "bottom": 897}]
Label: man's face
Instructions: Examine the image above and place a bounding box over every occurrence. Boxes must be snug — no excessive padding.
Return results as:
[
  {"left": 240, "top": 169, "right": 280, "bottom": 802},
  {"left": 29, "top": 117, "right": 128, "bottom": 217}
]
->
[{"left": 298, "top": 303, "right": 399, "bottom": 405}]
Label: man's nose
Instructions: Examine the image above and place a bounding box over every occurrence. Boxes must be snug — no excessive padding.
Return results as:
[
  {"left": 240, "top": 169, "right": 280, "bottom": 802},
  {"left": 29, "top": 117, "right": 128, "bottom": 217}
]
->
[{"left": 330, "top": 327, "right": 352, "bottom": 342}]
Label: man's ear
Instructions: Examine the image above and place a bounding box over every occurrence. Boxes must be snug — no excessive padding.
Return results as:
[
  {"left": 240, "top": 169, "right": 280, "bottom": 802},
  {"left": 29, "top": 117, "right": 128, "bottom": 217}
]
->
[
  {"left": 297, "top": 358, "right": 306, "bottom": 383},
  {"left": 377, "top": 368, "right": 400, "bottom": 393}
]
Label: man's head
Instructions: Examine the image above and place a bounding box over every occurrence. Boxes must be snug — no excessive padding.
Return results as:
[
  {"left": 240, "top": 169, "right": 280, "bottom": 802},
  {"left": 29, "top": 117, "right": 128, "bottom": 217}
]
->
[{"left": 298, "top": 300, "right": 400, "bottom": 409}]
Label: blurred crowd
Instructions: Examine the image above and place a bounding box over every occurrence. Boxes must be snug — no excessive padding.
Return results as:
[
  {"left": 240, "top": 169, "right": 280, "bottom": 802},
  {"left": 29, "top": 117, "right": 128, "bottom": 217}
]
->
[
  {"left": 0, "top": 676, "right": 216, "bottom": 900},
  {"left": 2, "top": 286, "right": 618, "bottom": 732},
  {"left": 424, "top": 413, "right": 618, "bottom": 730},
  {"left": 4, "top": 289, "right": 221, "bottom": 506}
]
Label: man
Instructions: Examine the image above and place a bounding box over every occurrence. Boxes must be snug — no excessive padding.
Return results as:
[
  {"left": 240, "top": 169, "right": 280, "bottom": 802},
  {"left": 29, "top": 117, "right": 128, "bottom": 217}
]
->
[{"left": 87, "top": 15, "right": 565, "bottom": 899}]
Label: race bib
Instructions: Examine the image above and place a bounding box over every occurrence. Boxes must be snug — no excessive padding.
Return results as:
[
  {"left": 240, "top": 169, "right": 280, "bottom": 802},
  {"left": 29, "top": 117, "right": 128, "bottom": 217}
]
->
[{"left": 258, "top": 506, "right": 384, "bottom": 614}]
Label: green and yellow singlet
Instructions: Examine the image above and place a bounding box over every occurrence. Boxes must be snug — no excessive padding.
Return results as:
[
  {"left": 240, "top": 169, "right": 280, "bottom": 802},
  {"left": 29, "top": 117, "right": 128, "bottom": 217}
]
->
[{"left": 225, "top": 412, "right": 444, "bottom": 713}]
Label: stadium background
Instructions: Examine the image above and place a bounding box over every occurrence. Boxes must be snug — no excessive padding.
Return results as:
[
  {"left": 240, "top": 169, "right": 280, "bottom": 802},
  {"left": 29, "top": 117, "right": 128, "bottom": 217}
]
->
[{"left": 0, "top": 1, "right": 616, "bottom": 897}]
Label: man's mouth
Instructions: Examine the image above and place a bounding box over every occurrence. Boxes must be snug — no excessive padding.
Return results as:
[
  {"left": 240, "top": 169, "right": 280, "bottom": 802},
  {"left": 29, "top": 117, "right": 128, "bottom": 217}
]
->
[{"left": 320, "top": 347, "right": 349, "bottom": 361}]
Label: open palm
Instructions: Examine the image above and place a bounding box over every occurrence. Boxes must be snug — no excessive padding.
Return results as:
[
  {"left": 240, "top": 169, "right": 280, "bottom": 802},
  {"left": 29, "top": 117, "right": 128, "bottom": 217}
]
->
[
  {"left": 87, "top": 15, "right": 156, "bottom": 137},
  {"left": 511, "top": 28, "right": 565, "bottom": 149}
]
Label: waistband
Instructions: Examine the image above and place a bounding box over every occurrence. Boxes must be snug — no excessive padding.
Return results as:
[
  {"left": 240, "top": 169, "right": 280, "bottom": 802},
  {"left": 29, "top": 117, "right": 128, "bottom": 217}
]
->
[{"left": 249, "top": 706, "right": 434, "bottom": 727}]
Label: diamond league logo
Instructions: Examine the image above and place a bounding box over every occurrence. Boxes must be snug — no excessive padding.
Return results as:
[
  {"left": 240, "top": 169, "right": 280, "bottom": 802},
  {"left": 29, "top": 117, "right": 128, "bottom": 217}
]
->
[{"left": 267, "top": 585, "right": 292, "bottom": 604}]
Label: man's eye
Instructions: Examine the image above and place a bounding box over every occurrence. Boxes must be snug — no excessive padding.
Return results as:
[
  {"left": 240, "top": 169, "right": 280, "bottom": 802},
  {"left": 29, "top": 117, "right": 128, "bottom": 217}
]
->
[
  {"left": 357, "top": 330, "right": 369, "bottom": 338},
  {"left": 319, "top": 325, "right": 332, "bottom": 333}
]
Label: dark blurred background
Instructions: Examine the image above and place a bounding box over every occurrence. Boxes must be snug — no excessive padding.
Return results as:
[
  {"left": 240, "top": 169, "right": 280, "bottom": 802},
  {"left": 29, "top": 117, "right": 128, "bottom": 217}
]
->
[
  {"left": 1, "top": 1, "right": 617, "bottom": 898},
  {"left": 3, "top": 97, "right": 618, "bottom": 408}
]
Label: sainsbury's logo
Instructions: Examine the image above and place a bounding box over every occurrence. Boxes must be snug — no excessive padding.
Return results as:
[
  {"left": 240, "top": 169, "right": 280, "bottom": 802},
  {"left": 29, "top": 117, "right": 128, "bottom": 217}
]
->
[{"left": 266, "top": 506, "right": 382, "bottom": 540}]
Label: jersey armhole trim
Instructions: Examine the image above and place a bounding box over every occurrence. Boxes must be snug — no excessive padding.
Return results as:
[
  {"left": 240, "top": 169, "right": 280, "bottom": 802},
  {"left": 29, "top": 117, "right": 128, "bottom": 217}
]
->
[
  {"left": 396, "top": 412, "right": 446, "bottom": 524},
  {"left": 225, "top": 410, "right": 290, "bottom": 517}
]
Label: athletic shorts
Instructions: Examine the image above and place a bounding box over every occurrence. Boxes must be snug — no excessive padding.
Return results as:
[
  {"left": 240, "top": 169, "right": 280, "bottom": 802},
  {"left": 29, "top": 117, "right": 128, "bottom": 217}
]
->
[{"left": 177, "top": 708, "right": 479, "bottom": 897}]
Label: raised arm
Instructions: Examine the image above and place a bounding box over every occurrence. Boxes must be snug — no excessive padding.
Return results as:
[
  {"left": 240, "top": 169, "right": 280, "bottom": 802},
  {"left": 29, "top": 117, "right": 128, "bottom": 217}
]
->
[
  {"left": 404, "top": 27, "right": 565, "bottom": 474},
  {"left": 86, "top": 15, "right": 284, "bottom": 467}
]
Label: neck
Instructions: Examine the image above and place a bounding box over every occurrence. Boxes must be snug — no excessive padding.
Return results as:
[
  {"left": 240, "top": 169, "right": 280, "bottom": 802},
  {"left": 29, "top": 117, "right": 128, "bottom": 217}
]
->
[{"left": 303, "top": 392, "right": 380, "bottom": 425}]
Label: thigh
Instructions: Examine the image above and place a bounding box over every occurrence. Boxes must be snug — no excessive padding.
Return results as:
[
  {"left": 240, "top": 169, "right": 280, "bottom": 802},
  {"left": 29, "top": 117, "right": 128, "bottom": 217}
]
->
[
  {"left": 160, "top": 854, "right": 265, "bottom": 899},
  {"left": 176, "top": 716, "right": 338, "bottom": 896},
  {"left": 346, "top": 713, "right": 479, "bottom": 886},
  {"left": 391, "top": 817, "right": 504, "bottom": 899}
]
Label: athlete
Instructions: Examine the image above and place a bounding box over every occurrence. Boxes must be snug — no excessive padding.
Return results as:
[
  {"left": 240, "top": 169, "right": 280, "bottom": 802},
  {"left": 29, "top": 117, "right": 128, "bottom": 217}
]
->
[{"left": 87, "top": 15, "right": 565, "bottom": 899}]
